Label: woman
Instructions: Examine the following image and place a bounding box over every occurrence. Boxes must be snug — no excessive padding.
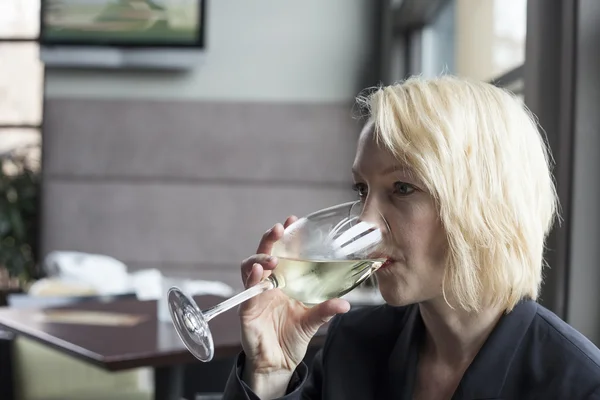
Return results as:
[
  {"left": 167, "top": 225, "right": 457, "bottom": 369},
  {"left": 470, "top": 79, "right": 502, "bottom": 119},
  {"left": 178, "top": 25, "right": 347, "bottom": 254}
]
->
[{"left": 222, "top": 76, "right": 600, "bottom": 399}]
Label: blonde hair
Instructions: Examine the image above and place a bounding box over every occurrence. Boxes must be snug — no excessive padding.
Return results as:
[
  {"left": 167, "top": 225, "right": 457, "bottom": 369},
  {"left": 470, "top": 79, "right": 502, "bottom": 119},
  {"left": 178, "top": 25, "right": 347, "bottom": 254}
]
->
[{"left": 358, "top": 75, "right": 558, "bottom": 312}]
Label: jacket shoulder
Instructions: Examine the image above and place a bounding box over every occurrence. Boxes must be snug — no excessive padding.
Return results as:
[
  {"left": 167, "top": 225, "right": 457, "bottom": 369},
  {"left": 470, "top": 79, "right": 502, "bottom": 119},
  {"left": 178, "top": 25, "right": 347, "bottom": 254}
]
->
[
  {"left": 534, "top": 305, "right": 600, "bottom": 372},
  {"left": 518, "top": 304, "right": 600, "bottom": 397}
]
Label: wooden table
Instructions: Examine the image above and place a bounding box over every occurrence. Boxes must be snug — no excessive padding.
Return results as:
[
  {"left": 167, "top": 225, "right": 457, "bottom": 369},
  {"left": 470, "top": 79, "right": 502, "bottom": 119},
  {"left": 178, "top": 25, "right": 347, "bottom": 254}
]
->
[{"left": 0, "top": 295, "right": 327, "bottom": 400}]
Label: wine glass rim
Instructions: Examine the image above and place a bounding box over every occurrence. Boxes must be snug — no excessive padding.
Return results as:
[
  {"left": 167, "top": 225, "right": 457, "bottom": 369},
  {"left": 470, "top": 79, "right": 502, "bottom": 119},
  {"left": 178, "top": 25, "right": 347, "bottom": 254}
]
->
[
  {"left": 304, "top": 200, "right": 360, "bottom": 218},
  {"left": 305, "top": 201, "right": 389, "bottom": 232}
]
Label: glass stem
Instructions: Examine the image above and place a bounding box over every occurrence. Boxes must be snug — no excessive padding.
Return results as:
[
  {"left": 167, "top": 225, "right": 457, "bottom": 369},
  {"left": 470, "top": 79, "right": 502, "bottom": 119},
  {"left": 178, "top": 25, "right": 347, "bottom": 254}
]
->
[{"left": 202, "top": 276, "right": 277, "bottom": 322}]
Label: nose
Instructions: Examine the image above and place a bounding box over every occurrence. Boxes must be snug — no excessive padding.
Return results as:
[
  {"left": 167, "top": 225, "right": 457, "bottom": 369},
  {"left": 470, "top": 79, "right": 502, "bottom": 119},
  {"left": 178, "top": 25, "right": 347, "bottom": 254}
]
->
[{"left": 354, "top": 200, "right": 390, "bottom": 234}]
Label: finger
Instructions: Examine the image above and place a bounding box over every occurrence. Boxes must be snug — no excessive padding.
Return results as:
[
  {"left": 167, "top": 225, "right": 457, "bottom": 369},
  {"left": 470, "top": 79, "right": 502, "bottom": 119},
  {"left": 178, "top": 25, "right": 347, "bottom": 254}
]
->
[
  {"left": 241, "top": 254, "right": 278, "bottom": 284},
  {"left": 245, "top": 263, "right": 264, "bottom": 289},
  {"left": 301, "top": 299, "right": 351, "bottom": 337},
  {"left": 239, "top": 264, "right": 265, "bottom": 313},
  {"left": 283, "top": 215, "right": 299, "bottom": 229},
  {"left": 256, "top": 223, "right": 285, "bottom": 254}
]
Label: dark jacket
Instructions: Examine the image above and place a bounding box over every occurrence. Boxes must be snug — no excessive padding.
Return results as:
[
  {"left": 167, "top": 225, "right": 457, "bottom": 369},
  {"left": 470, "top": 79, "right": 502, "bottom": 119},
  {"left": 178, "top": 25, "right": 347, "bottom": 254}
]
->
[{"left": 223, "top": 300, "right": 600, "bottom": 399}]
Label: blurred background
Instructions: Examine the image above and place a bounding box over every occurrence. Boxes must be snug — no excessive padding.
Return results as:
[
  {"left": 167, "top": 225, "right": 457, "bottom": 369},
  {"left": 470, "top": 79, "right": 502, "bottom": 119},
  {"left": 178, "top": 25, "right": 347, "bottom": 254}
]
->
[{"left": 0, "top": 0, "right": 599, "bottom": 399}]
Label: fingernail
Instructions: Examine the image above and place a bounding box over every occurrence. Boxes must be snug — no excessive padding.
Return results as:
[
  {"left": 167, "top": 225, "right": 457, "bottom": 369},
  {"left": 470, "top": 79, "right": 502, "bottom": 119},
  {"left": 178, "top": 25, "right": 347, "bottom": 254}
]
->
[{"left": 268, "top": 256, "right": 277, "bottom": 263}]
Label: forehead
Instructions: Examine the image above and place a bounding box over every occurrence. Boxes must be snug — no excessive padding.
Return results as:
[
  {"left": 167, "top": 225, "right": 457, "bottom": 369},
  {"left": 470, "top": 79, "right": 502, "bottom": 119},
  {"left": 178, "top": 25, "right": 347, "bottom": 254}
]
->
[{"left": 353, "top": 122, "right": 404, "bottom": 175}]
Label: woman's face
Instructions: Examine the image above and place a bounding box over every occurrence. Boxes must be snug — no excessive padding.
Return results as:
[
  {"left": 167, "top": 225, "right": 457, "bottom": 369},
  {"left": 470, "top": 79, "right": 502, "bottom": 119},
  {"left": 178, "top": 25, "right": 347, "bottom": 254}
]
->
[{"left": 352, "top": 122, "right": 448, "bottom": 306}]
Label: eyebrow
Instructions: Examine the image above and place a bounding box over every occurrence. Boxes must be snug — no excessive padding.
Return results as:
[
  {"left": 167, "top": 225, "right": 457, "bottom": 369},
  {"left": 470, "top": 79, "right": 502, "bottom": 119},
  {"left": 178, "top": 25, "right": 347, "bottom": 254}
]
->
[
  {"left": 382, "top": 165, "right": 408, "bottom": 175},
  {"left": 351, "top": 165, "right": 413, "bottom": 176}
]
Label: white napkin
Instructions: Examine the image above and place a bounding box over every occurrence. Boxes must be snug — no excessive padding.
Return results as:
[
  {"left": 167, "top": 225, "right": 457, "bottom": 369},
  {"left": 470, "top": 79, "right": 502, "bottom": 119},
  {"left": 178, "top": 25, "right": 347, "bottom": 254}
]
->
[{"left": 43, "top": 251, "right": 132, "bottom": 295}]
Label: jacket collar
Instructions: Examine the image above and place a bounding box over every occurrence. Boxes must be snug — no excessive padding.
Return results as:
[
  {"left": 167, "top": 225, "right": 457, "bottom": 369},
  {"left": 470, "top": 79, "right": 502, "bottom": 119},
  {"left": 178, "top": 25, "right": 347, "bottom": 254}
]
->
[
  {"left": 384, "top": 304, "right": 424, "bottom": 399},
  {"left": 455, "top": 299, "right": 538, "bottom": 399},
  {"left": 383, "top": 300, "right": 538, "bottom": 399}
]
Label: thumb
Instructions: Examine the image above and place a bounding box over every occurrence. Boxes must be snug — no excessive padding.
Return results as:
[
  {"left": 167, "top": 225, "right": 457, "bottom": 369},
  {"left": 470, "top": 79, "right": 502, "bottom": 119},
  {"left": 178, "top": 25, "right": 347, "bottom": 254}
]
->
[{"left": 301, "top": 298, "right": 351, "bottom": 337}]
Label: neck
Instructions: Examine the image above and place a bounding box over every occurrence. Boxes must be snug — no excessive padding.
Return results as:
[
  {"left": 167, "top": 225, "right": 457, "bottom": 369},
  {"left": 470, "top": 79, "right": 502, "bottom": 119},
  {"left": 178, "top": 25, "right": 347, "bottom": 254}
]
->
[{"left": 418, "top": 298, "right": 503, "bottom": 366}]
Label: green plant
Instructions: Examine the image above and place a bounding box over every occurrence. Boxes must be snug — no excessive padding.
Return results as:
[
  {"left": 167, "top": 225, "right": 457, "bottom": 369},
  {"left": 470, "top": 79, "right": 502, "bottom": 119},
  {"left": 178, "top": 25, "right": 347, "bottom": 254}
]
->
[{"left": 0, "top": 145, "right": 41, "bottom": 284}]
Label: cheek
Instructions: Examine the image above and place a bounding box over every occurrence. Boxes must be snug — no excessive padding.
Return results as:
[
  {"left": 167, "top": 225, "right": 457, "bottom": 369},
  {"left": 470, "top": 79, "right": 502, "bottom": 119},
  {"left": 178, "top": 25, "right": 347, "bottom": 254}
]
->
[
  {"left": 388, "top": 198, "right": 447, "bottom": 266},
  {"left": 375, "top": 200, "right": 447, "bottom": 305}
]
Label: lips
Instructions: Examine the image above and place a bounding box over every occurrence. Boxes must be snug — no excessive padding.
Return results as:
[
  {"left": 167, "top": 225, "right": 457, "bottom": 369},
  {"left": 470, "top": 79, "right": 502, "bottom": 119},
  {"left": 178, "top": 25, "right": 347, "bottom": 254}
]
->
[{"left": 369, "top": 249, "right": 395, "bottom": 269}]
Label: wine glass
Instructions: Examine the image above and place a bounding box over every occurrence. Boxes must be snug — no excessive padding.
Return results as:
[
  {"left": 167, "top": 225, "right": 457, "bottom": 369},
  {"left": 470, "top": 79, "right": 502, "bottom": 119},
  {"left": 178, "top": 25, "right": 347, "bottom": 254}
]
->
[{"left": 167, "top": 200, "right": 386, "bottom": 362}]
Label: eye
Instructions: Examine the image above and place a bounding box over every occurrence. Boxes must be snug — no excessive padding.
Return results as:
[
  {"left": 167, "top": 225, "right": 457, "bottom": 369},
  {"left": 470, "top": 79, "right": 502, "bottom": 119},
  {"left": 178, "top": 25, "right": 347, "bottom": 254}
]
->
[
  {"left": 352, "top": 183, "right": 368, "bottom": 199},
  {"left": 393, "top": 181, "right": 416, "bottom": 196}
]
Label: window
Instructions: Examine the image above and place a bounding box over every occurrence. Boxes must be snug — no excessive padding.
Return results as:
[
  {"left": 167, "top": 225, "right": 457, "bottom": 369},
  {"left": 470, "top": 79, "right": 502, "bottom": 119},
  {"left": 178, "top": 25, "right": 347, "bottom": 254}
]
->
[
  {"left": 396, "top": 0, "right": 527, "bottom": 95},
  {"left": 0, "top": 0, "right": 43, "bottom": 171},
  {"left": 0, "top": 0, "right": 40, "bottom": 39},
  {"left": 454, "top": 0, "right": 527, "bottom": 83},
  {"left": 490, "top": 0, "right": 527, "bottom": 79},
  {"left": 1, "top": 0, "right": 42, "bottom": 288},
  {"left": 421, "top": 0, "right": 456, "bottom": 78}
]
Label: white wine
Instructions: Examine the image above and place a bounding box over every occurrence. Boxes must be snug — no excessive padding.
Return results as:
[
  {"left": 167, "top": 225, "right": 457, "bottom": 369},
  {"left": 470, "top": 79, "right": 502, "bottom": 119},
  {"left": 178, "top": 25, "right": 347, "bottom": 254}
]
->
[{"left": 270, "top": 257, "right": 384, "bottom": 305}]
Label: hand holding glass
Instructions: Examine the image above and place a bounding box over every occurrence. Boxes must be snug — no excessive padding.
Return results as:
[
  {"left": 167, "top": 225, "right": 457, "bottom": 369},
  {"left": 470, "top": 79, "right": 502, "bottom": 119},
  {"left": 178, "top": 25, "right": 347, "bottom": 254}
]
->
[{"left": 167, "top": 201, "right": 385, "bottom": 362}]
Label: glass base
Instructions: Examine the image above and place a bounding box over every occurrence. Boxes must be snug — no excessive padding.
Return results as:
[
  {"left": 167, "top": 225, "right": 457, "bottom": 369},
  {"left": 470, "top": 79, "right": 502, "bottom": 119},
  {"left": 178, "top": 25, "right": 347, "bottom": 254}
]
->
[{"left": 168, "top": 287, "right": 214, "bottom": 362}]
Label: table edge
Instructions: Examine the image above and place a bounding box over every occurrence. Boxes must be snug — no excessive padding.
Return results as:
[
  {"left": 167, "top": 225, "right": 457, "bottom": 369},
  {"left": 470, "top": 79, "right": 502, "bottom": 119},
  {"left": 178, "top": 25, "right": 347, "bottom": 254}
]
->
[{"left": 0, "top": 319, "right": 108, "bottom": 369}]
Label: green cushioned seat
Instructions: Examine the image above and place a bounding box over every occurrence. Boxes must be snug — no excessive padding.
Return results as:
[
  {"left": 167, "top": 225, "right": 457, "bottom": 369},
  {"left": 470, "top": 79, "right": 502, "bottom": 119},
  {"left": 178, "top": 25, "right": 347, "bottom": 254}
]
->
[{"left": 13, "top": 337, "right": 151, "bottom": 400}]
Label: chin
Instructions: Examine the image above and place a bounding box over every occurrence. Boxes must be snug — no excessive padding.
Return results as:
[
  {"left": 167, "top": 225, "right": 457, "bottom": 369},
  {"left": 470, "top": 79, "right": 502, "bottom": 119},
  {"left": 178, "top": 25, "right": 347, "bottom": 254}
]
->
[
  {"left": 378, "top": 290, "right": 412, "bottom": 307},
  {"left": 375, "top": 262, "right": 425, "bottom": 307},
  {"left": 375, "top": 272, "right": 413, "bottom": 307}
]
